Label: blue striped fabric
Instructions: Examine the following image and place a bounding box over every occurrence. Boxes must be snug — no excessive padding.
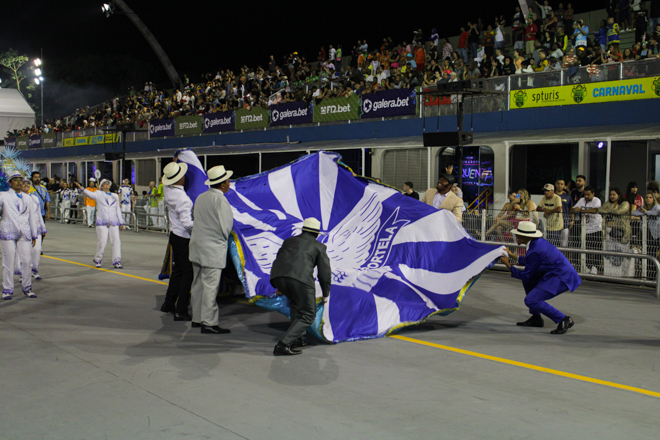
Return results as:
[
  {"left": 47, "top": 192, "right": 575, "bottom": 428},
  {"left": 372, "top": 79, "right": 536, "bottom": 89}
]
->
[{"left": 227, "top": 152, "right": 504, "bottom": 343}]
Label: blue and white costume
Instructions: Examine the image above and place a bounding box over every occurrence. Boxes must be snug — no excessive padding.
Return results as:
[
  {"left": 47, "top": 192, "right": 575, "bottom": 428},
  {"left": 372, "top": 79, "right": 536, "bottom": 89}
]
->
[
  {"left": 0, "top": 189, "right": 38, "bottom": 298},
  {"left": 15, "top": 192, "right": 47, "bottom": 279},
  {"left": 119, "top": 185, "right": 133, "bottom": 225},
  {"left": 59, "top": 187, "right": 74, "bottom": 223},
  {"left": 81, "top": 187, "right": 124, "bottom": 266}
]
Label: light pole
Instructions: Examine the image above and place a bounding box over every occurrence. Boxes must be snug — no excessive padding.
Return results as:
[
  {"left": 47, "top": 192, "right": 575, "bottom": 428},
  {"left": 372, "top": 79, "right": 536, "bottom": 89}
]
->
[
  {"left": 102, "top": 1, "right": 181, "bottom": 88},
  {"left": 33, "top": 57, "right": 44, "bottom": 127}
]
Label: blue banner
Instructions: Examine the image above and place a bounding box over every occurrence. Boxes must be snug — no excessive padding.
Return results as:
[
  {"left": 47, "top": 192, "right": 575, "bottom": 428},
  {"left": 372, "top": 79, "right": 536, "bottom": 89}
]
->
[
  {"left": 4, "top": 138, "right": 16, "bottom": 148},
  {"left": 203, "top": 111, "right": 235, "bottom": 133},
  {"left": 149, "top": 118, "right": 175, "bottom": 137},
  {"left": 29, "top": 135, "right": 42, "bottom": 149},
  {"left": 269, "top": 101, "right": 313, "bottom": 126},
  {"left": 360, "top": 89, "right": 417, "bottom": 119}
]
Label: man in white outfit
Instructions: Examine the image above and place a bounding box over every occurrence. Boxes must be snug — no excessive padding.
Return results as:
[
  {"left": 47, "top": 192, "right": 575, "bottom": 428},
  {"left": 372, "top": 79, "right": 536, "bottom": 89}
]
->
[
  {"left": 189, "top": 165, "right": 234, "bottom": 334},
  {"left": 15, "top": 179, "right": 47, "bottom": 281},
  {"left": 119, "top": 178, "right": 134, "bottom": 229},
  {"left": 58, "top": 180, "right": 74, "bottom": 224},
  {"left": 0, "top": 172, "right": 38, "bottom": 299},
  {"left": 74, "top": 179, "right": 124, "bottom": 268}
]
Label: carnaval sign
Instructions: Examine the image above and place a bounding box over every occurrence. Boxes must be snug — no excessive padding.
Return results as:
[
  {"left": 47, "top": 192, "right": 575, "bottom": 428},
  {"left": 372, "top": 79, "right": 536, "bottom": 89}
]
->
[
  {"left": 361, "top": 89, "right": 417, "bottom": 119},
  {"left": 227, "top": 152, "right": 503, "bottom": 343},
  {"left": 510, "top": 76, "right": 660, "bottom": 109}
]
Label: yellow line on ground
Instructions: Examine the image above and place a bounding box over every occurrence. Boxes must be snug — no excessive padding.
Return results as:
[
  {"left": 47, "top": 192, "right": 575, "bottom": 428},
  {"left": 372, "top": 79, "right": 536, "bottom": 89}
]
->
[
  {"left": 390, "top": 335, "right": 660, "bottom": 399},
  {"left": 42, "top": 255, "right": 169, "bottom": 286}
]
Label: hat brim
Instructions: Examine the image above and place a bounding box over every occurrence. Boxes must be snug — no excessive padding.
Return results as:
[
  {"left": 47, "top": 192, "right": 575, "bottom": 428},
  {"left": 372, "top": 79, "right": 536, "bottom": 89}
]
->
[
  {"left": 162, "top": 162, "right": 188, "bottom": 185},
  {"left": 205, "top": 170, "right": 233, "bottom": 186},
  {"left": 511, "top": 228, "right": 543, "bottom": 238},
  {"left": 300, "top": 226, "right": 327, "bottom": 235}
]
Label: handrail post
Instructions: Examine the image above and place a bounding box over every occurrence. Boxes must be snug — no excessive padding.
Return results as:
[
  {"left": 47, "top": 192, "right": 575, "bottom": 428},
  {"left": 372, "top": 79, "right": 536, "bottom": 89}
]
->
[
  {"left": 481, "top": 210, "right": 487, "bottom": 242},
  {"left": 642, "top": 216, "right": 648, "bottom": 278}
]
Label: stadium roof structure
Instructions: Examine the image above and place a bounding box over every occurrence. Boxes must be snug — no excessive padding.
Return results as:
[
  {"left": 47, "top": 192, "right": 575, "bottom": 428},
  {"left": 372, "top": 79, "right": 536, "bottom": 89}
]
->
[{"left": 0, "top": 88, "right": 35, "bottom": 137}]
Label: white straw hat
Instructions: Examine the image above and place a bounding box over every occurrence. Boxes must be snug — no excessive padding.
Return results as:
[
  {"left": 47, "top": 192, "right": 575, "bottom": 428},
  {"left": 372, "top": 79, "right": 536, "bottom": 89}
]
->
[
  {"left": 300, "top": 217, "right": 326, "bottom": 235},
  {"left": 162, "top": 162, "right": 188, "bottom": 185},
  {"left": 511, "top": 221, "right": 543, "bottom": 238},
  {"left": 7, "top": 171, "right": 23, "bottom": 182},
  {"left": 205, "top": 165, "right": 233, "bottom": 186}
]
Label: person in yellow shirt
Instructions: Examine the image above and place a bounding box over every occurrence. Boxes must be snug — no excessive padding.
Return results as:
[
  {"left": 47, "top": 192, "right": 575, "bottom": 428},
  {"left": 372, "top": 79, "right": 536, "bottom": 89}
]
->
[{"left": 85, "top": 178, "right": 98, "bottom": 228}]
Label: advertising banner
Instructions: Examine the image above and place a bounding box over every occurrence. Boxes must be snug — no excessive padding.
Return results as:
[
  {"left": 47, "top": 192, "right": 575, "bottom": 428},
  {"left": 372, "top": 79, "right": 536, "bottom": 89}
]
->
[
  {"left": 510, "top": 76, "right": 660, "bottom": 109},
  {"left": 313, "top": 95, "right": 360, "bottom": 122},
  {"left": 269, "top": 101, "right": 313, "bottom": 127},
  {"left": 16, "top": 136, "right": 29, "bottom": 150},
  {"left": 174, "top": 115, "right": 203, "bottom": 136},
  {"left": 149, "top": 118, "right": 175, "bottom": 137},
  {"left": 4, "top": 138, "right": 16, "bottom": 148},
  {"left": 63, "top": 138, "right": 75, "bottom": 147},
  {"left": 202, "top": 111, "right": 235, "bottom": 133},
  {"left": 42, "top": 133, "right": 56, "bottom": 148},
  {"left": 29, "top": 135, "right": 42, "bottom": 149},
  {"left": 90, "top": 135, "right": 104, "bottom": 144},
  {"left": 235, "top": 106, "right": 269, "bottom": 130},
  {"left": 104, "top": 133, "right": 120, "bottom": 143},
  {"left": 360, "top": 89, "right": 417, "bottom": 119},
  {"left": 75, "top": 136, "right": 90, "bottom": 146}
]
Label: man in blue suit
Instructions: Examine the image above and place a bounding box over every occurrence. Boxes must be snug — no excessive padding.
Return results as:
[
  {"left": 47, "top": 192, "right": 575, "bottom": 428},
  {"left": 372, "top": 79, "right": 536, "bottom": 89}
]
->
[{"left": 500, "top": 221, "right": 581, "bottom": 334}]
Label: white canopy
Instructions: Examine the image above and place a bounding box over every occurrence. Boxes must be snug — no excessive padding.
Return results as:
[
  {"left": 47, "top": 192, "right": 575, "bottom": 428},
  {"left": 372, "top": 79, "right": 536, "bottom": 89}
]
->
[{"left": 0, "top": 88, "right": 36, "bottom": 137}]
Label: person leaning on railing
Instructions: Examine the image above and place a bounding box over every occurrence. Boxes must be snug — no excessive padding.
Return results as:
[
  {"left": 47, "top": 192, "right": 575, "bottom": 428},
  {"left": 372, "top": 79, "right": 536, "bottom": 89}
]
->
[
  {"left": 484, "top": 191, "right": 518, "bottom": 241},
  {"left": 632, "top": 191, "right": 660, "bottom": 278},
  {"left": 598, "top": 188, "right": 632, "bottom": 265}
]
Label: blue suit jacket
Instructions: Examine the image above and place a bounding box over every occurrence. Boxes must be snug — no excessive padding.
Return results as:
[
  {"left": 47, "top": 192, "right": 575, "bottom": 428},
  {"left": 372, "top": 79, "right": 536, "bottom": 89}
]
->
[{"left": 510, "top": 238, "right": 582, "bottom": 295}]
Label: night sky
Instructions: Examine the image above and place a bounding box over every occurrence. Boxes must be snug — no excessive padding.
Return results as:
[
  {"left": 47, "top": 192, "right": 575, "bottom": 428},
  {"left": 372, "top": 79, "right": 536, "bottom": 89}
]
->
[{"left": 2, "top": 0, "right": 604, "bottom": 120}]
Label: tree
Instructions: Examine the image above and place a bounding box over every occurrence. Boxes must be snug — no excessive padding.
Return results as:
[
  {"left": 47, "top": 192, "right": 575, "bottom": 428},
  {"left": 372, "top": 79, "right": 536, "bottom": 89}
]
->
[{"left": 0, "top": 48, "right": 30, "bottom": 93}]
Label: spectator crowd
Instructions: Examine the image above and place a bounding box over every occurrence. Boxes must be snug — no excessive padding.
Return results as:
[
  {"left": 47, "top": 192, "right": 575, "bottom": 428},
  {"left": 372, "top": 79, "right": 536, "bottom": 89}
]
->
[{"left": 5, "top": 1, "right": 660, "bottom": 140}]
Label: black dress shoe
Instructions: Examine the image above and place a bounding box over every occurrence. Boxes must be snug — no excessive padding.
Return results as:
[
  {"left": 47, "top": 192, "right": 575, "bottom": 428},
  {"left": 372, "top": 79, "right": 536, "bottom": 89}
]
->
[
  {"left": 291, "top": 337, "right": 309, "bottom": 349},
  {"left": 160, "top": 302, "right": 175, "bottom": 313},
  {"left": 551, "top": 316, "right": 574, "bottom": 334},
  {"left": 273, "top": 341, "right": 301, "bottom": 356},
  {"left": 516, "top": 315, "right": 544, "bottom": 327},
  {"left": 191, "top": 322, "right": 201, "bottom": 328},
  {"left": 174, "top": 312, "right": 192, "bottom": 321},
  {"left": 201, "top": 324, "right": 231, "bottom": 334}
]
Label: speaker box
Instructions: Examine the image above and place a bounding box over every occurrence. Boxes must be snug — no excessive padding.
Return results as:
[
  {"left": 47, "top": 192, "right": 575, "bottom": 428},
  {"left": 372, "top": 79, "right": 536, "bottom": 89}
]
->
[
  {"left": 116, "top": 122, "right": 135, "bottom": 131},
  {"left": 435, "top": 79, "right": 485, "bottom": 93},
  {"left": 105, "top": 152, "right": 124, "bottom": 161},
  {"left": 423, "top": 131, "right": 474, "bottom": 147}
]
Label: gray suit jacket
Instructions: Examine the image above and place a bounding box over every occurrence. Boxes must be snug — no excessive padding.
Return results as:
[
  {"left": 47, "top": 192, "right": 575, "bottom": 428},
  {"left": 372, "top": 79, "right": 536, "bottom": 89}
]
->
[{"left": 189, "top": 188, "right": 234, "bottom": 268}]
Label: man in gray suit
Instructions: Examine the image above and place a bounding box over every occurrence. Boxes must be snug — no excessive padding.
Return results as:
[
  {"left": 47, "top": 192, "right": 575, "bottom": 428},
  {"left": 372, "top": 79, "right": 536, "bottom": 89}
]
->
[
  {"left": 270, "top": 218, "right": 332, "bottom": 356},
  {"left": 189, "top": 165, "right": 234, "bottom": 334}
]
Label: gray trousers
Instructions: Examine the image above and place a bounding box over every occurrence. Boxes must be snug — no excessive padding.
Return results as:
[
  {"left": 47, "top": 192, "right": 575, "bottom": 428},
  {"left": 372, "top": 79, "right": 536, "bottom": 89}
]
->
[
  {"left": 272, "top": 277, "right": 316, "bottom": 346},
  {"left": 191, "top": 263, "right": 222, "bottom": 326}
]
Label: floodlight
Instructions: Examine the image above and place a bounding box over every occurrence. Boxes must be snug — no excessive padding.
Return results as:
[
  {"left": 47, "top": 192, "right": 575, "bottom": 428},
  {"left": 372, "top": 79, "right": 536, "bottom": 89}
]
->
[
  {"left": 597, "top": 142, "right": 604, "bottom": 149},
  {"left": 39, "top": 76, "right": 44, "bottom": 82},
  {"left": 34, "top": 78, "right": 40, "bottom": 85},
  {"left": 35, "top": 68, "right": 42, "bottom": 76},
  {"left": 33, "top": 58, "right": 42, "bottom": 67},
  {"left": 102, "top": 3, "right": 115, "bottom": 17}
]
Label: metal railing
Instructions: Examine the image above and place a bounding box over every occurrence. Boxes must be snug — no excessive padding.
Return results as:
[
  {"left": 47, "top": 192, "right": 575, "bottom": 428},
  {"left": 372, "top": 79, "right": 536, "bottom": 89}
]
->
[
  {"left": 466, "top": 210, "right": 660, "bottom": 296},
  {"left": 60, "top": 207, "right": 87, "bottom": 224},
  {"left": 134, "top": 211, "right": 169, "bottom": 233}
]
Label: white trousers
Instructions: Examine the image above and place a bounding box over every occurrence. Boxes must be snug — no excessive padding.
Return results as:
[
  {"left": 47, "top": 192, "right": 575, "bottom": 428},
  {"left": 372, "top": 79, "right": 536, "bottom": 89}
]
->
[
  {"left": 15, "top": 235, "right": 42, "bottom": 275},
  {"left": 147, "top": 206, "right": 158, "bottom": 226},
  {"left": 95, "top": 225, "right": 121, "bottom": 265},
  {"left": 121, "top": 203, "right": 132, "bottom": 225},
  {"left": 191, "top": 263, "right": 222, "bottom": 326},
  {"left": 158, "top": 200, "right": 165, "bottom": 227},
  {"left": 61, "top": 200, "right": 71, "bottom": 222},
  {"left": 560, "top": 228, "right": 569, "bottom": 247},
  {"left": 86, "top": 206, "right": 96, "bottom": 226},
  {"left": 1, "top": 239, "right": 32, "bottom": 294}
]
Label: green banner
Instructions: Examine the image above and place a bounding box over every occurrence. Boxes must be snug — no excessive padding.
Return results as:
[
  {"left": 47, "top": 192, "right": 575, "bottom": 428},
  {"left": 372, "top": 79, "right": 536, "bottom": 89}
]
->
[
  {"left": 41, "top": 133, "right": 56, "bottom": 148},
  {"left": 235, "top": 106, "right": 269, "bottom": 130},
  {"left": 16, "top": 136, "right": 29, "bottom": 149},
  {"left": 314, "top": 95, "right": 360, "bottom": 122},
  {"left": 175, "top": 115, "right": 203, "bottom": 136}
]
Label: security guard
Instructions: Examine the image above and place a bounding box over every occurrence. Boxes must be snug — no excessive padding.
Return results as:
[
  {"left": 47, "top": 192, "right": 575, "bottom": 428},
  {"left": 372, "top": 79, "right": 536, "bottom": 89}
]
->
[
  {"left": 270, "top": 218, "right": 332, "bottom": 356},
  {"left": 500, "top": 221, "right": 582, "bottom": 334}
]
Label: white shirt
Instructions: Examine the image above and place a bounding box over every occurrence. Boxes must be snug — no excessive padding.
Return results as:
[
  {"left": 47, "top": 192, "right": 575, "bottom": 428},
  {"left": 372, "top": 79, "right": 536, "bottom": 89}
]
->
[
  {"left": 119, "top": 185, "right": 133, "bottom": 205},
  {"left": 574, "top": 197, "right": 602, "bottom": 234},
  {"left": 164, "top": 185, "right": 194, "bottom": 239},
  {"left": 82, "top": 189, "right": 124, "bottom": 227},
  {"left": 432, "top": 192, "right": 447, "bottom": 209},
  {"left": 0, "top": 190, "right": 38, "bottom": 241},
  {"left": 329, "top": 48, "right": 336, "bottom": 60}
]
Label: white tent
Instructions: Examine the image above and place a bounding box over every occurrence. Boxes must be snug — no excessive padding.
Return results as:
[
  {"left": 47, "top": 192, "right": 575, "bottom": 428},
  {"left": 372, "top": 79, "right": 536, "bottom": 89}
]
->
[{"left": 0, "top": 88, "right": 35, "bottom": 137}]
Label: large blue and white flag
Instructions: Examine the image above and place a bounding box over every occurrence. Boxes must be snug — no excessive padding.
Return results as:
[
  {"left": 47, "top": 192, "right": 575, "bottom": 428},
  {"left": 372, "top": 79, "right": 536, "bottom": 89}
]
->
[
  {"left": 174, "top": 148, "right": 208, "bottom": 204},
  {"left": 227, "top": 152, "right": 503, "bottom": 343}
]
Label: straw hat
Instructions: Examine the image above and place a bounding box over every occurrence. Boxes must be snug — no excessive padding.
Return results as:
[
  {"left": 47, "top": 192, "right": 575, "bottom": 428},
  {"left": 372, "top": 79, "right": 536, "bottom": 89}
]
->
[
  {"left": 511, "top": 221, "right": 543, "bottom": 238},
  {"left": 162, "top": 162, "right": 188, "bottom": 185},
  {"left": 205, "top": 165, "right": 233, "bottom": 186},
  {"left": 300, "top": 218, "right": 326, "bottom": 235}
]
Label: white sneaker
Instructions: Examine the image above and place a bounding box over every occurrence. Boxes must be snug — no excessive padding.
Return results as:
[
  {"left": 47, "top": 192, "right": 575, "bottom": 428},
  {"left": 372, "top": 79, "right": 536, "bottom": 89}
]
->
[
  {"left": 32, "top": 273, "right": 42, "bottom": 280},
  {"left": 23, "top": 291, "right": 37, "bottom": 298},
  {"left": 2, "top": 292, "right": 12, "bottom": 300},
  {"left": 113, "top": 262, "right": 123, "bottom": 269},
  {"left": 94, "top": 261, "right": 102, "bottom": 268},
  {"left": 590, "top": 266, "right": 598, "bottom": 275}
]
